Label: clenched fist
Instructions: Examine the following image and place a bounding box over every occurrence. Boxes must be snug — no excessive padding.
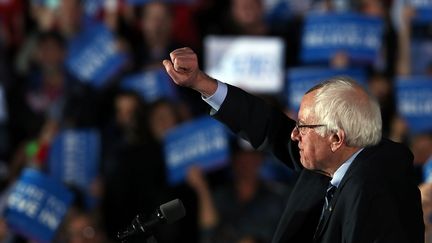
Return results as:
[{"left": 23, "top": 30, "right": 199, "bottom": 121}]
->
[{"left": 163, "top": 47, "right": 217, "bottom": 97}]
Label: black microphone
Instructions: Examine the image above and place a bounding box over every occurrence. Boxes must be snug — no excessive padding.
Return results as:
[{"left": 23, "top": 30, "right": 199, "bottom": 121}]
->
[{"left": 117, "top": 199, "right": 186, "bottom": 241}]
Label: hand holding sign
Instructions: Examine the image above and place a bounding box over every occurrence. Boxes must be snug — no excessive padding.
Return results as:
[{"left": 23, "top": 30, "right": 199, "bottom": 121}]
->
[{"left": 163, "top": 47, "right": 218, "bottom": 97}]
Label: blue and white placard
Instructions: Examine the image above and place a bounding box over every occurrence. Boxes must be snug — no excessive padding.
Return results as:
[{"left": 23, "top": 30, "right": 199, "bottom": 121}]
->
[
  {"left": 301, "top": 13, "right": 384, "bottom": 63},
  {"left": 408, "top": 0, "right": 432, "bottom": 23},
  {"left": 48, "top": 129, "right": 100, "bottom": 193},
  {"left": 164, "top": 117, "right": 230, "bottom": 185},
  {"left": 121, "top": 68, "right": 177, "bottom": 103},
  {"left": 424, "top": 155, "right": 432, "bottom": 182},
  {"left": 204, "top": 35, "right": 285, "bottom": 94},
  {"left": 66, "top": 23, "right": 127, "bottom": 88},
  {"left": 395, "top": 76, "right": 432, "bottom": 134},
  {"left": 4, "top": 168, "right": 74, "bottom": 243},
  {"left": 411, "top": 39, "right": 432, "bottom": 75},
  {"left": 286, "top": 67, "right": 367, "bottom": 111}
]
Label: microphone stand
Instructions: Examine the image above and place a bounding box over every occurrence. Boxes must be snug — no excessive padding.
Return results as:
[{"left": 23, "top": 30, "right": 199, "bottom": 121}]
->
[
  {"left": 118, "top": 235, "right": 157, "bottom": 243},
  {"left": 117, "top": 199, "right": 185, "bottom": 243},
  {"left": 117, "top": 214, "right": 159, "bottom": 243}
]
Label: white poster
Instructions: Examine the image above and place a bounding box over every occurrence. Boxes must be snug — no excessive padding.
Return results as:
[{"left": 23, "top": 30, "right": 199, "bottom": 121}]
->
[{"left": 204, "top": 36, "right": 285, "bottom": 94}]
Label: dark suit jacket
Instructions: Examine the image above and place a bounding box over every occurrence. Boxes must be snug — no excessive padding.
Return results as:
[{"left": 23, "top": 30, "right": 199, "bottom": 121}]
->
[{"left": 213, "top": 84, "right": 424, "bottom": 243}]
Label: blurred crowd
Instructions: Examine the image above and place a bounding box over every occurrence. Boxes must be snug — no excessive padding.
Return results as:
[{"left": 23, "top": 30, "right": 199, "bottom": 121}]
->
[{"left": 0, "top": 0, "right": 431, "bottom": 243}]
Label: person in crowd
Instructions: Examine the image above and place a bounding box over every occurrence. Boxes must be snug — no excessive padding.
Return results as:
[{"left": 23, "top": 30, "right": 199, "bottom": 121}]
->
[
  {"left": 412, "top": 135, "right": 432, "bottom": 168},
  {"left": 162, "top": 47, "right": 424, "bottom": 243},
  {"left": 187, "top": 145, "right": 288, "bottom": 243},
  {"left": 101, "top": 93, "right": 198, "bottom": 243},
  {"left": 420, "top": 182, "right": 432, "bottom": 243},
  {"left": 145, "top": 98, "right": 200, "bottom": 243},
  {"left": 16, "top": 0, "right": 85, "bottom": 75},
  {"left": 56, "top": 0, "right": 86, "bottom": 39},
  {"left": 25, "top": 31, "right": 68, "bottom": 125},
  {"left": 224, "top": 0, "right": 268, "bottom": 36},
  {"left": 147, "top": 98, "right": 185, "bottom": 141},
  {"left": 101, "top": 91, "right": 166, "bottom": 242},
  {"left": 59, "top": 207, "right": 109, "bottom": 243},
  {"left": 367, "top": 72, "right": 396, "bottom": 138},
  {"left": 7, "top": 31, "right": 67, "bottom": 156},
  {"left": 130, "top": 1, "right": 181, "bottom": 70},
  {"left": 412, "top": 134, "right": 432, "bottom": 184}
]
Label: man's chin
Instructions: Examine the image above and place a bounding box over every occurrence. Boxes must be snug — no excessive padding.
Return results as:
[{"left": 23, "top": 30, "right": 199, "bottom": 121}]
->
[
  {"left": 300, "top": 161, "right": 314, "bottom": 170},
  {"left": 301, "top": 163, "right": 329, "bottom": 176}
]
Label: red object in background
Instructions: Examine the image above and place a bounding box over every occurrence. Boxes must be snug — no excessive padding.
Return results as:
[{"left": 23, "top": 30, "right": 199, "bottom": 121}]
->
[
  {"left": 35, "top": 142, "right": 49, "bottom": 166},
  {"left": 0, "top": 0, "right": 25, "bottom": 47},
  {"left": 172, "top": 4, "right": 200, "bottom": 48}
]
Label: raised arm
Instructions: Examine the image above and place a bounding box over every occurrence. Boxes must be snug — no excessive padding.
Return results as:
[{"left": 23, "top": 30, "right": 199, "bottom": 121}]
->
[{"left": 163, "top": 48, "right": 301, "bottom": 171}]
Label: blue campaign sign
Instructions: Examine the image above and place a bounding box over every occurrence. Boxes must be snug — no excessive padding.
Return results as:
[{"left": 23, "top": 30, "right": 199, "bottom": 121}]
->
[
  {"left": 301, "top": 13, "right": 384, "bottom": 64},
  {"left": 83, "top": 0, "right": 104, "bottom": 16},
  {"left": 424, "top": 156, "right": 432, "bottom": 182},
  {"left": 264, "top": 0, "right": 292, "bottom": 23},
  {"left": 411, "top": 39, "right": 432, "bottom": 75},
  {"left": 286, "top": 67, "right": 367, "bottom": 111},
  {"left": 66, "top": 23, "right": 127, "bottom": 88},
  {"left": 4, "top": 168, "right": 74, "bottom": 243},
  {"left": 48, "top": 129, "right": 101, "bottom": 193},
  {"left": 164, "top": 116, "right": 230, "bottom": 185},
  {"left": 121, "top": 68, "right": 177, "bottom": 103},
  {"left": 408, "top": 0, "right": 432, "bottom": 23},
  {"left": 395, "top": 76, "right": 432, "bottom": 134},
  {"left": 264, "top": 0, "right": 315, "bottom": 23}
]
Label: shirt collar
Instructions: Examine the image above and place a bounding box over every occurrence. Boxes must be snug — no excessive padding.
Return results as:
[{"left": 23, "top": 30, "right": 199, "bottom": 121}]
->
[{"left": 330, "top": 148, "right": 364, "bottom": 187}]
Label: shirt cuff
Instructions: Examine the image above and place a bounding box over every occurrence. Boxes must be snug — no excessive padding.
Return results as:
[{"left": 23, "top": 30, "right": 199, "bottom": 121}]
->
[{"left": 202, "top": 80, "right": 228, "bottom": 113}]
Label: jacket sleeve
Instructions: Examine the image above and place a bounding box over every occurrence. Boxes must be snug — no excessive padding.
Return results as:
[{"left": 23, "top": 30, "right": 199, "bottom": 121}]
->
[{"left": 212, "top": 84, "right": 302, "bottom": 171}]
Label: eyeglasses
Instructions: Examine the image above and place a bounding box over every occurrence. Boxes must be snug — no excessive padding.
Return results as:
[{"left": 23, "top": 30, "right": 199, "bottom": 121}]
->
[{"left": 294, "top": 122, "right": 326, "bottom": 135}]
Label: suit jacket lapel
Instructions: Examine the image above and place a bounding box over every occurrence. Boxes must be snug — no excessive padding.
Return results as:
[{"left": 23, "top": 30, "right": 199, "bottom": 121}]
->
[
  {"left": 313, "top": 146, "right": 377, "bottom": 241},
  {"left": 337, "top": 145, "right": 377, "bottom": 192}
]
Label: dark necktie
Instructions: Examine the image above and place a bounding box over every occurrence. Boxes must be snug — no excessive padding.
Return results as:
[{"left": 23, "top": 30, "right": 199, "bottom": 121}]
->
[
  {"left": 324, "top": 184, "right": 337, "bottom": 211},
  {"left": 314, "top": 184, "right": 337, "bottom": 239}
]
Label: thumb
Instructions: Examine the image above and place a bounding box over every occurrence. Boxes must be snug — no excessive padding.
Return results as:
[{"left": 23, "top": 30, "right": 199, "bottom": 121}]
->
[
  {"left": 163, "top": 59, "right": 178, "bottom": 79},
  {"left": 163, "top": 59, "right": 188, "bottom": 87},
  {"left": 163, "top": 59, "right": 174, "bottom": 74}
]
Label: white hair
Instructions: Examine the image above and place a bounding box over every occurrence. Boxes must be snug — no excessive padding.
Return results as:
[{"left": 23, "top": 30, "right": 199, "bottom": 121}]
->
[{"left": 306, "top": 77, "right": 382, "bottom": 147}]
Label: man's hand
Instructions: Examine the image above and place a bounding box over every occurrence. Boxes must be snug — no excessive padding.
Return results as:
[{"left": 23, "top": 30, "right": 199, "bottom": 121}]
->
[
  {"left": 163, "top": 47, "right": 199, "bottom": 87},
  {"left": 163, "top": 47, "right": 217, "bottom": 97}
]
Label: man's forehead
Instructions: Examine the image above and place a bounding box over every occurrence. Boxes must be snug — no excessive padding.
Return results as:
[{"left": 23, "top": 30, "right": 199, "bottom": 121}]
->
[
  {"left": 298, "top": 93, "right": 315, "bottom": 121},
  {"left": 298, "top": 108, "right": 314, "bottom": 123}
]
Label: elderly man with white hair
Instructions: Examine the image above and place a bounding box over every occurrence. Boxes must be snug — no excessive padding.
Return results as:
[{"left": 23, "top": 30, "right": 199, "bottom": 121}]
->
[{"left": 163, "top": 47, "right": 424, "bottom": 243}]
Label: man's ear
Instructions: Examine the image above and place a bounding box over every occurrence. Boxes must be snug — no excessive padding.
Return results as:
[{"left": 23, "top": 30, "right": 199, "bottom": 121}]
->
[{"left": 329, "top": 129, "right": 345, "bottom": 152}]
